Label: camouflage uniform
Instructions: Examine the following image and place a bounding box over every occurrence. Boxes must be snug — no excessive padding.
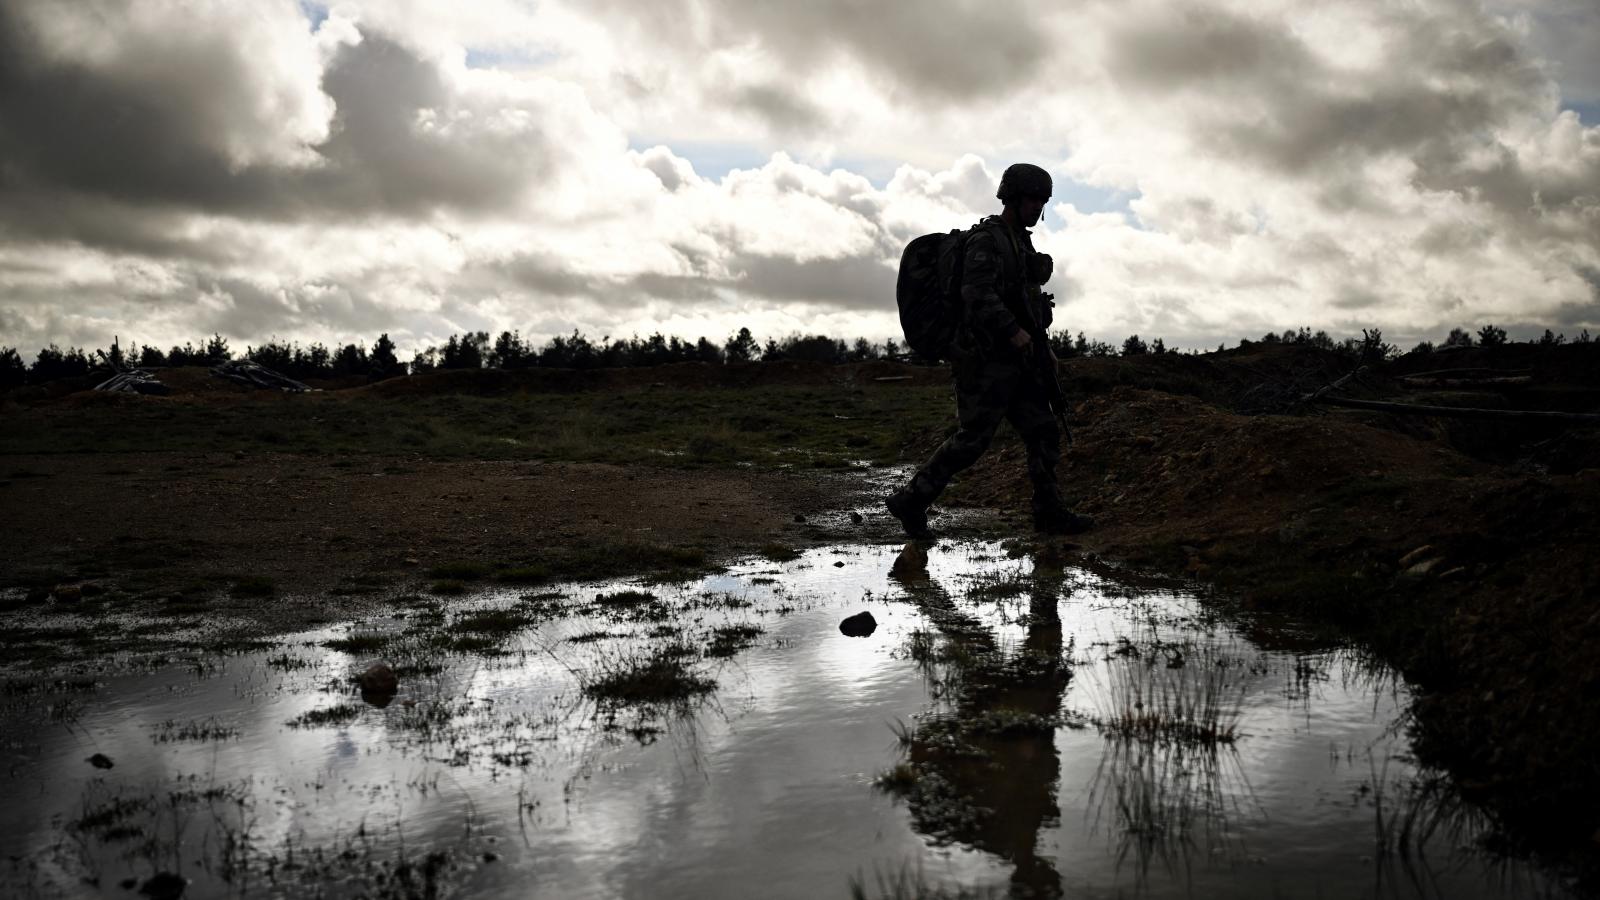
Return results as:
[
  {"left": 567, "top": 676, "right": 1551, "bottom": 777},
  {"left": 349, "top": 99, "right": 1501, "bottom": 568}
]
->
[{"left": 900, "top": 215, "right": 1061, "bottom": 511}]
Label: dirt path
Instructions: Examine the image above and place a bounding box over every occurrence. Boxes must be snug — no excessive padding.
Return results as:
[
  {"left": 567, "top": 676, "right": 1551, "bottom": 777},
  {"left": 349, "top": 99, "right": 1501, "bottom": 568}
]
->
[{"left": 0, "top": 452, "right": 908, "bottom": 630}]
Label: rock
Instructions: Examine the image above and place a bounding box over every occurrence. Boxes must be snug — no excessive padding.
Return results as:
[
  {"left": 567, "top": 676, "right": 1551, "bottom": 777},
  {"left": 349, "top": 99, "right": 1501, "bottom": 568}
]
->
[
  {"left": 849, "top": 511, "right": 864, "bottom": 525},
  {"left": 839, "top": 611, "right": 877, "bottom": 637},
  {"left": 889, "top": 542, "right": 928, "bottom": 580},
  {"left": 832, "top": 561, "right": 845, "bottom": 568},
  {"left": 87, "top": 753, "right": 114, "bottom": 769},
  {"left": 358, "top": 662, "right": 398, "bottom": 703},
  {"left": 1398, "top": 544, "right": 1435, "bottom": 568},
  {"left": 793, "top": 513, "right": 807, "bottom": 524},
  {"left": 79, "top": 582, "right": 106, "bottom": 598},
  {"left": 1403, "top": 557, "right": 1444, "bottom": 578},
  {"left": 52, "top": 584, "right": 82, "bottom": 604},
  {"left": 138, "top": 871, "right": 187, "bottom": 900}
]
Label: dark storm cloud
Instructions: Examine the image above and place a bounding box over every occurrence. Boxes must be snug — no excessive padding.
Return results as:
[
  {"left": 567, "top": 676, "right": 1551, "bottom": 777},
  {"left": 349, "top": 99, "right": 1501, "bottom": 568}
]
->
[
  {"left": 1106, "top": 5, "right": 1316, "bottom": 91},
  {"left": 1104, "top": 3, "right": 1597, "bottom": 249},
  {"left": 725, "top": 83, "right": 829, "bottom": 134},
  {"left": 727, "top": 252, "right": 894, "bottom": 311},
  {"left": 598, "top": 0, "right": 1047, "bottom": 101},
  {"left": 0, "top": 9, "right": 553, "bottom": 252},
  {"left": 499, "top": 253, "right": 610, "bottom": 298}
]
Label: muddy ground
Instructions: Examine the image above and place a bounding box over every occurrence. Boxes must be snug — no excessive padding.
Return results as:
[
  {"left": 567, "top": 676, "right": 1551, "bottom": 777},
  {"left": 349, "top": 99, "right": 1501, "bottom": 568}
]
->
[{"left": 3, "top": 342, "right": 1599, "bottom": 884}]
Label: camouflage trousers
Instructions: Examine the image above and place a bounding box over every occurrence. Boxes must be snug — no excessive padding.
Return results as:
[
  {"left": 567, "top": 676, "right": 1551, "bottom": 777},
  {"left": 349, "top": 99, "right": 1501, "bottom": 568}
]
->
[{"left": 902, "top": 357, "right": 1060, "bottom": 506}]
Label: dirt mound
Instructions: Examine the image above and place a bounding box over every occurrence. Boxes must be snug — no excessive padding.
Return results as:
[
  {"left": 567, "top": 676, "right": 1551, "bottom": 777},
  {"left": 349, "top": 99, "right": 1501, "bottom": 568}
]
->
[{"left": 934, "top": 362, "right": 1600, "bottom": 867}]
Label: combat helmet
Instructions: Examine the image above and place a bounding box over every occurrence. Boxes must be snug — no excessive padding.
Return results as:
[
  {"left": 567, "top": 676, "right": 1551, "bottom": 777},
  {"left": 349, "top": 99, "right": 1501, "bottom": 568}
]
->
[{"left": 996, "top": 163, "right": 1052, "bottom": 204}]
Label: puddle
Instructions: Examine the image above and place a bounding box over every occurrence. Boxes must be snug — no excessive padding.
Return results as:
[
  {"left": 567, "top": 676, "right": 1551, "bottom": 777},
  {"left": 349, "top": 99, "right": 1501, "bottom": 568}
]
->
[{"left": 0, "top": 543, "right": 1575, "bottom": 899}]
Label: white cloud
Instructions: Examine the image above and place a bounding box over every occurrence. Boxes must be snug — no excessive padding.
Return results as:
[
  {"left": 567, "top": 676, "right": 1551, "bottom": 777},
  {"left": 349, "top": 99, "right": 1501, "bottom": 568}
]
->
[{"left": 1, "top": 0, "right": 1598, "bottom": 359}]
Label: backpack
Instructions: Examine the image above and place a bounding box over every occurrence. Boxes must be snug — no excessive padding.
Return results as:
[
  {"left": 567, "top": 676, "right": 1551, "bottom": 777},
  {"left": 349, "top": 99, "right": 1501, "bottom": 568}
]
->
[{"left": 895, "top": 228, "right": 972, "bottom": 361}]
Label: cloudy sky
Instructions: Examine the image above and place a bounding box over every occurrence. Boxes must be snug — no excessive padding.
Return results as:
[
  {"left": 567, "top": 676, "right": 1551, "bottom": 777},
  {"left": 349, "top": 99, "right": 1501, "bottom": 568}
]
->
[{"left": 1, "top": 0, "right": 1597, "bottom": 357}]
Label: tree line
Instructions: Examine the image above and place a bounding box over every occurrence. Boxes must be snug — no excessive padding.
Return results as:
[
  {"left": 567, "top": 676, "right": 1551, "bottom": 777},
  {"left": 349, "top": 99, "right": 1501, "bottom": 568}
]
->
[{"left": 1, "top": 322, "right": 1592, "bottom": 390}]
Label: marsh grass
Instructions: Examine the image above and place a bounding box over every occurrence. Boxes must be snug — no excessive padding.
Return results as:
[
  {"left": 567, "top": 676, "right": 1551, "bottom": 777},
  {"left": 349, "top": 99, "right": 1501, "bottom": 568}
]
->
[
  {"left": 758, "top": 542, "right": 801, "bottom": 562},
  {"left": 704, "top": 623, "right": 763, "bottom": 658},
  {"left": 1364, "top": 756, "right": 1475, "bottom": 861},
  {"left": 448, "top": 607, "right": 537, "bottom": 635},
  {"left": 151, "top": 717, "right": 240, "bottom": 743},
  {"left": 579, "top": 644, "right": 715, "bottom": 707},
  {"left": 1086, "top": 731, "right": 1254, "bottom": 878},
  {"left": 1090, "top": 642, "right": 1246, "bottom": 746},
  {"left": 287, "top": 703, "right": 363, "bottom": 728},
  {"left": 322, "top": 632, "right": 396, "bottom": 654}
]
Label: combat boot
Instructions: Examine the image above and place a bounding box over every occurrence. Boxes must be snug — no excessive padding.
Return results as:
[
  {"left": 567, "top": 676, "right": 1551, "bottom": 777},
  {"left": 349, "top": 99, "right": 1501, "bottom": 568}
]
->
[
  {"left": 1032, "top": 493, "right": 1093, "bottom": 535},
  {"left": 885, "top": 489, "right": 934, "bottom": 539}
]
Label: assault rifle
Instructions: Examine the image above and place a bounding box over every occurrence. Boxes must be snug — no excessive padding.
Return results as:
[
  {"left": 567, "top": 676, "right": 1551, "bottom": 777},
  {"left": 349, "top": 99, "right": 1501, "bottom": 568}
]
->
[{"left": 1005, "top": 290, "right": 1073, "bottom": 445}]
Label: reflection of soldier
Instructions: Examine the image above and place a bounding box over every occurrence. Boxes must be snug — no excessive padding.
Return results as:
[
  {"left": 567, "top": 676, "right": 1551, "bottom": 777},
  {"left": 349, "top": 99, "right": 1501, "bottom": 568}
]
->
[
  {"left": 887, "top": 163, "right": 1093, "bottom": 538},
  {"left": 898, "top": 570, "right": 1069, "bottom": 899}
]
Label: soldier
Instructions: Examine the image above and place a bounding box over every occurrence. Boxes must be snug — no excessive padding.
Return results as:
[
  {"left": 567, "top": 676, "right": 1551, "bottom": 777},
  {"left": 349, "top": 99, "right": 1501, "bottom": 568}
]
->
[{"left": 886, "top": 163, "right": 1093, "bottom": 539}]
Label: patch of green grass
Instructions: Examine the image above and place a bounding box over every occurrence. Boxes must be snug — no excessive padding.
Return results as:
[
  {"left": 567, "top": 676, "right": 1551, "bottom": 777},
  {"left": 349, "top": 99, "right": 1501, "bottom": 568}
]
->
[{"left": 0, "top": 381, "right": 956, "bottom": 471}]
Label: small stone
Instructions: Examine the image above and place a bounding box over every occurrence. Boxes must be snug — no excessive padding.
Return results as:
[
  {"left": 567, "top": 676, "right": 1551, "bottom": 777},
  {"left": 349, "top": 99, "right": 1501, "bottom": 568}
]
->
[
  {"left": 79, "top": 582, "right": 106, "bottom": 598},
  {"left": 833, "top": 561, "right": 845, "bottom": 568},
  {"left": 483, "top": 851, "right": 500, "bottom": 863},
  {"left": 138, "top": 871, "right": 187, "bottom": 900},
  {"left": 87, "top": 753, "right": 114, "bottom": 769},
  {"left": 52, "top": 584, "right": 82, "bottom": 604},
  {"left": 793, "top": 513, "right": 806, "bottom": 523},
  {"left": 1398, "top": 544, "right": 1435, "bottom": 568},
  {"left": 358, "top": 662, "right": 398, "bottom": 699},
  {"left": 1403, "top": 557, "right": 1444, "bottom": 578},
  {"left": 404, "top": 557, "right": 420, "bottom": 566},
  {"left": 839, "top": 611, "right": 877, "bottom": 637},
  {"left": 849, "top": 511, "right": 864, "bottom": 525}
]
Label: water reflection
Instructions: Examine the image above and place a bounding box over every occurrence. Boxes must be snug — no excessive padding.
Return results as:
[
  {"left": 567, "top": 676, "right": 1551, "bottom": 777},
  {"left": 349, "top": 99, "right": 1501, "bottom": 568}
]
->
[
  {"left": 0, "top": 543, "right": 1579, "bottom": 899},
  {"left": 887, "top": 559, "right": 1070, "bottom": 898}
]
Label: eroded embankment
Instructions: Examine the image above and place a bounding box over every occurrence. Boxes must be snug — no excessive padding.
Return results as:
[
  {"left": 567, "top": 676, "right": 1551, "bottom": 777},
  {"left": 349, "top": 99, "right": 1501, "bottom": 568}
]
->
[{"left": 949, "top": 379, "right": 1600, "bottom": 876}]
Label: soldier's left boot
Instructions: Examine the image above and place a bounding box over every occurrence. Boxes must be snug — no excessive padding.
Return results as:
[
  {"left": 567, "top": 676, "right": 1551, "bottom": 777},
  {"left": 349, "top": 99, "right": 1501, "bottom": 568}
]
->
[{"left": 1032, "top": 490, "right": 1094, "bottom": 535}]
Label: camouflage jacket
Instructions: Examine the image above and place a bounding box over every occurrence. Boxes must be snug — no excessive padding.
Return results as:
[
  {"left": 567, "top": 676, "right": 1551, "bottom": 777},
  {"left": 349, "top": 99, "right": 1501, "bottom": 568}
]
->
[{"left": 958, "top": 215, "right": 1053, "bottom": 356}]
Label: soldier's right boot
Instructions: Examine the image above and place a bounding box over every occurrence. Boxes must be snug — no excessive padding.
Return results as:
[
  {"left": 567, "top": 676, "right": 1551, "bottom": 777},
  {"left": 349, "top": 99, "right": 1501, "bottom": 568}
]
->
[
  {"left": 1032, "top": 491, "right": 1094, "bottom": 536},
  {"left": 886, "top": 476, "right": 938, "bottom": 539}
]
